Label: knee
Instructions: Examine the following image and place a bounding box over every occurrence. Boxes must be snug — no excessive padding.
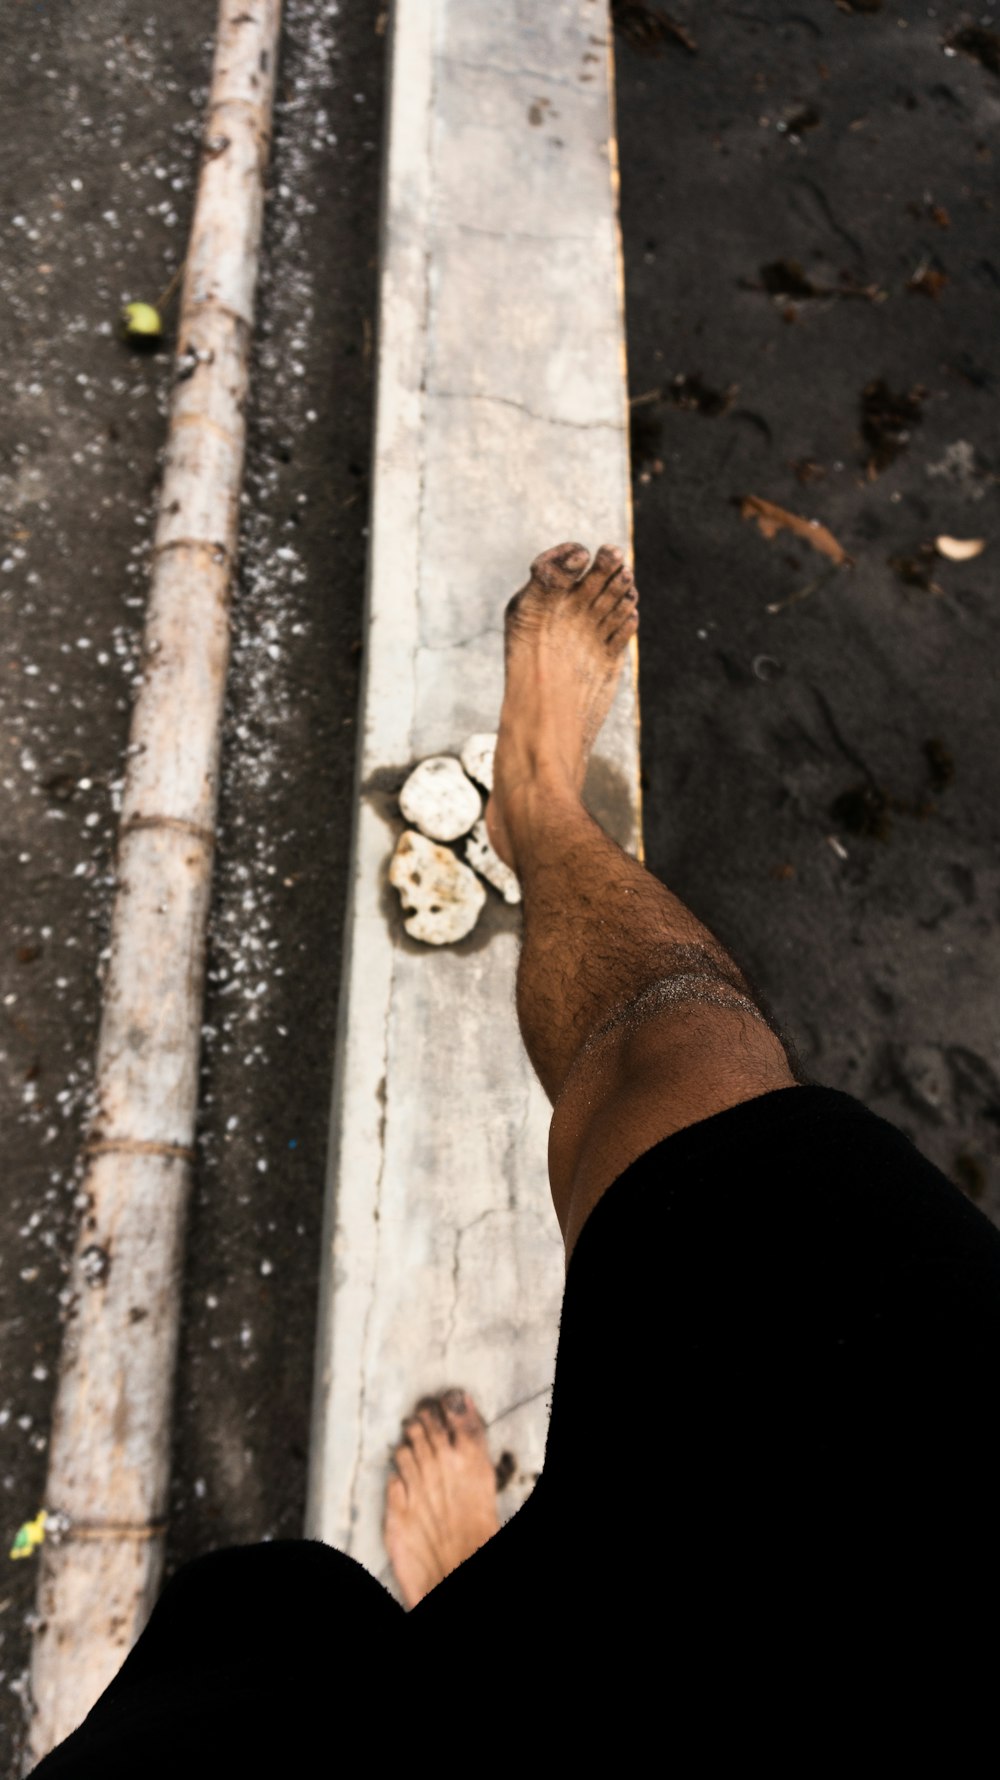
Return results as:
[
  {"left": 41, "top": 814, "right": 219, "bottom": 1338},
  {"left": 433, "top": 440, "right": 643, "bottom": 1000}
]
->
[{"left": 547, "top": 990, "right": 795, "bottom": 1257}]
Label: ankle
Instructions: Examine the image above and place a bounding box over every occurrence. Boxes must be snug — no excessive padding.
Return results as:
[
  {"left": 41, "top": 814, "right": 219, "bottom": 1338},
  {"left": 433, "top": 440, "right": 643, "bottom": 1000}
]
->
[{"left": 501, "top": 769, "right": 588, "bottom": 856}]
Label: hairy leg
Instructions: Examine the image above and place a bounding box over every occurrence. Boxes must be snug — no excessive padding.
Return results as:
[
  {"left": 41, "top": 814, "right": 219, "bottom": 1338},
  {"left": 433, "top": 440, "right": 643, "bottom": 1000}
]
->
[
  {"left": 488, "top": 542, "right": 796, "bottom": 1259},
  {"left": 384, "top": 539, "right": 795, "bottom": 1603}
]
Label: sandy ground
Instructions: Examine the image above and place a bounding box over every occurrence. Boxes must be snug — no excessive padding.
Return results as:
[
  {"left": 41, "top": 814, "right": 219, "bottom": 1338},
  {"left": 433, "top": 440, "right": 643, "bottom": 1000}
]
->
[
  {"left": 620, "top": 3, "right": 1000, "bottom": 1207},
  {"left": 1, "top": 0, "right": 998, "bottom": 1763}
]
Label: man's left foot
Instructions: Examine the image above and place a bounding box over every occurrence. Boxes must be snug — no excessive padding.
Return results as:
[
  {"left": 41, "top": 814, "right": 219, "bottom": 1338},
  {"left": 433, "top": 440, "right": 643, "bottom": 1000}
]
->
[{"left": 383, "top": 1389, "right": 500, "bottom": 1608}]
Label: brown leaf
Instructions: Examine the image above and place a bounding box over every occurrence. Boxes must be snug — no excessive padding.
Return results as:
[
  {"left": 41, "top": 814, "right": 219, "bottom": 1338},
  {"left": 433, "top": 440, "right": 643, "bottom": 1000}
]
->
[
  {"left": 791, "top": 458, "right": 827, "bottom": 486},
  {"left": 739, "top": 496, "right": 850, "bottom": 565},
  {"left": 667, "top": 372, "right": 737, "bottom": 415},
  {"left": 759, "top": 258, "right": 817, "bottom": 297},
  {"left": 907, "top": 264, "right": 949, "bottom": 298},
  {"left": 611, "top": 1, "right": 697, "bottom": 54},
  {"left": 751, "top": 260, "right": 883, "bottom": 304},
  {"left": 861, "top": 379, "right": 926, "bottom": 476},
  {"left": 889, "top": 544, "right": 941, "bottom": 593},
  {"left": 782, "top": 104, "right": 821, "bottom": 135}
]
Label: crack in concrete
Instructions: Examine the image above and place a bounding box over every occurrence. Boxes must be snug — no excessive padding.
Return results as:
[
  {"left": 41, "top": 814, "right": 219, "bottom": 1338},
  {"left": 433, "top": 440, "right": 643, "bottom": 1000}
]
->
[
  {"left": 500, "top": 1085, "right": 532, "bottom": 1213},
  {"left": 485, "top": 1381, "right": 552, "bottom": 1429},
  {"left": 454, "top": 222, "right": 593, "bottom": 245},
  {"left": 429, "top": 387, "right": 620, "bottom": 432},
  {"left": 438, "top": 53, "right": 585, "bottom": 95},
  {"left": 345, "top": 979, "right": 393, "bottom": 1546},
  {"left": 443, "top": 1208, "right": 498, "bottom": 1358},
  {"left": 410, "top": 32, "right": 439, "bottom": 764},
  {"left": 415, "top": 621, "right": 503, "bottom": 656}
]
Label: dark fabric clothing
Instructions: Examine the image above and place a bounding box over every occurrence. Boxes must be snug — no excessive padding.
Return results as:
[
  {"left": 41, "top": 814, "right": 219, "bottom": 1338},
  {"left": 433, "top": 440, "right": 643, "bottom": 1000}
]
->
[{"left": 35, "top": 1088, "right": 1000, "bottom": 1771}]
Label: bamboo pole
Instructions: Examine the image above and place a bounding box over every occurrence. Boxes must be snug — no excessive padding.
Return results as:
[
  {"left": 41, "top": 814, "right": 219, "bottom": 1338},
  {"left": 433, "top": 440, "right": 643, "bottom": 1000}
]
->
[{"left": 27, "top": 1, "right": 283, "bottom": 1762}]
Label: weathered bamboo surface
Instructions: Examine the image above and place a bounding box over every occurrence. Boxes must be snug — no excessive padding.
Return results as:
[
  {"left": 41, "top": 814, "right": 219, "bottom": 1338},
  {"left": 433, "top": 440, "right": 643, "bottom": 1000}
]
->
[
  {"left": 27, "top": 1, "right": 282, "bottom": 1762},
  {"left": 307, "top": 0, "right": 640, "bottom": 1588}
]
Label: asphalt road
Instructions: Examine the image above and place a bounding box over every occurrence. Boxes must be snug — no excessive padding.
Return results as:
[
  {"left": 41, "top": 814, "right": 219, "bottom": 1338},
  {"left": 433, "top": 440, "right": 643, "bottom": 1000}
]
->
[{"left": 2, "top": 0, "right": 998, "bottom": 1762}]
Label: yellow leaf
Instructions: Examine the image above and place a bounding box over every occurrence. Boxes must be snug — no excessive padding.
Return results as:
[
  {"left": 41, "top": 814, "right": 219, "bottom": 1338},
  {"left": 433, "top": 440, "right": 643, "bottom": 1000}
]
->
[{"left": 9, "top": 1510, "right": 47, "bottom": 1561}]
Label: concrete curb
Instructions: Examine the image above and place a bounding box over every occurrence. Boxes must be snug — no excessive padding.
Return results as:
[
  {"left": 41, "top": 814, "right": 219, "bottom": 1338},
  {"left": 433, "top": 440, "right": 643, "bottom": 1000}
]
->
[{"left": 306, "top": 0, "right": 640, "bottom": 1585}]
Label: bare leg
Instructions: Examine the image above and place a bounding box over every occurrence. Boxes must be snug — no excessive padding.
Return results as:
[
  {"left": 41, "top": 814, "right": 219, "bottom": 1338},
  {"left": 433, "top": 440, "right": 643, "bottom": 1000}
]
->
[
  {"left": 488, "top": 541, "right": 796, "bottom": 1259},
  {"left": 384, "top": 541, "right": 794, "bottom": 1603}
]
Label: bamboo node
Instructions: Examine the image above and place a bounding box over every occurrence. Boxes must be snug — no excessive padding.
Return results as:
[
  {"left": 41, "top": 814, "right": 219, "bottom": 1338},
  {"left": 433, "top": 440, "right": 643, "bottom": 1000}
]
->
[
  {"left": 121, "top": 814, "right": 216, "bottom": 848},
  {"left": 150, "top": 536, "right": 230, "bottom": 565},
  {"left": 170, "top": 412, "right": 241, "bottom": 448},
  {"left": 84, "top": 1137, "right": 196, "bottom": 1163},
  {"left": 183, "top": 294, "right": 253, "bottom": 335},
  {"left": 45, "top": 1514, "right": 166, "bottom": 1545}
]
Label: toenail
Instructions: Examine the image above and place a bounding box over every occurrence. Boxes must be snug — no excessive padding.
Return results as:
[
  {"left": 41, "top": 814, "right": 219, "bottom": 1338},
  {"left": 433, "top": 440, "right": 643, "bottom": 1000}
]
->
[
  {"left": 563, "top": 547, "right": 588, "bottom": 567},
  {"left": 443, "top": 1389, "right": 467, "bottom": 1414}
]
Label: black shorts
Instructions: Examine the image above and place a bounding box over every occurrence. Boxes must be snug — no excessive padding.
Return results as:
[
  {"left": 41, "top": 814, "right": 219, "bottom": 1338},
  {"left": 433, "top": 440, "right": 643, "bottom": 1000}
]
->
[{"left": 36, "top": 1087, "right": 1000, "bottom": 1772}]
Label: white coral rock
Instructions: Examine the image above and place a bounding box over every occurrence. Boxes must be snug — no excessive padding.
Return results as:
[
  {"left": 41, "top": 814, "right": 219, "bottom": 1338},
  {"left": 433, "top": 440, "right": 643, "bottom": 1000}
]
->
[
  {"left": 398, "top": 755, "right": 482, "bottom": 842},
  {"left": 389, "top": 830, "right": 486, "bottom": 945},
  {"left": 465, "top": 818, "right": 521, "bottom": 905},
  {"left": 460, "top": 732, "right": 497, "bottom": 794}
]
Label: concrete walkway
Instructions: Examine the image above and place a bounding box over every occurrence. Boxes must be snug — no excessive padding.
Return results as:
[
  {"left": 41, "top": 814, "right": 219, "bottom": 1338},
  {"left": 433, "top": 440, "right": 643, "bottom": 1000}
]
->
[{"left": 306, "top": 0, "right": 640, "bottom": 1582}]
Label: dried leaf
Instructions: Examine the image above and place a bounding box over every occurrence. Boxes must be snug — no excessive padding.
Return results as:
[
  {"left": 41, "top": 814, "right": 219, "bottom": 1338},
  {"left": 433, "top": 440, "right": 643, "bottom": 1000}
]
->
[
  {"left": 751, "top": 260, "right": 882, "bottom": 304},
  {"left": 782, "top": 104, "right": 821, "bottom": 135},
  {"left": 791, "top": 458, "right": 827, "bottom": 486},
  {"left": 759, "top": 258, "right": 817, "bottom": 297},
  {"left": 667, "top": 372, "right": 737, "bottom": 415},
  {"left": 861, "top": 379, "right": 925, "bottom": 476},
  {"left": 739, "top": 496, "right": 851, "bottom": 565},
  {"left": 935, "top": 535, "right": 986, "bottom": 561},
  {"left": 611, "top": 1, "right": 697, "bottom": 54},
  {"left": 889, "top": 544, "right": 941, "bottom": 593},
  {"left": 907, "top": 263, "right": 949, "bottom": 298}
]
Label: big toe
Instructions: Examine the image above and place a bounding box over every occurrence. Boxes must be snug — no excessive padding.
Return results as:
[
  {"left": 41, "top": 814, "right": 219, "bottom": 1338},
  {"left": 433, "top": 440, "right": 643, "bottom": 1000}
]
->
[{"left": 529, "top": 541, "right": 591, "bottom": 591}]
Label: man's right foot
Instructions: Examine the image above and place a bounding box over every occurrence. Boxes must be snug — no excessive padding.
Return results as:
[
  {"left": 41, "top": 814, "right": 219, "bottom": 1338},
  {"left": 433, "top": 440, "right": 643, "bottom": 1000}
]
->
[{"left": 486, "top": 542, "right": 638, "bottom": 871}]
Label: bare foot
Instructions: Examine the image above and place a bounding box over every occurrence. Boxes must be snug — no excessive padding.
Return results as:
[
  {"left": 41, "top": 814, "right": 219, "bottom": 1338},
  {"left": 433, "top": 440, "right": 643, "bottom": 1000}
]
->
[
  {"left": 486, "top": 541, "right": 638, "bottom": 870},
  {"left": 383, "top": 1389, "right": 500, "bottom": 1609}
]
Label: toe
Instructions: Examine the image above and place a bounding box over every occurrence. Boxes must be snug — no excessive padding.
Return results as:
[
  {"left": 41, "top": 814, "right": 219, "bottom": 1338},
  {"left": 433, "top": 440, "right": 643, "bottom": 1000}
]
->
[
  {"left": 529, "top": 541, "right": 590, "bottom": 590},
  {"left": 606, "top": 605, "right": 639, "bottom": 650},
  {"left": 385, "top": 1472, "right": 408, "bottom": 1516},
  {"left": 417, "top": 1393, "right": 454, "bottom": 1441},
  {"left": 440, "top": 1387, "right": 487, "bottom": 1449},
  {"left": 579, "top": 543, "right": 626, "bottom": 604},
  {"left": 403, "top": 1413, "right": 433, "bottom": 1464},
  {"left": 393, "top": 1436, "right": 420, "bottom": 1489},
  {"left": 592, "top": 563, "right": 633, "bottom": 617}
]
